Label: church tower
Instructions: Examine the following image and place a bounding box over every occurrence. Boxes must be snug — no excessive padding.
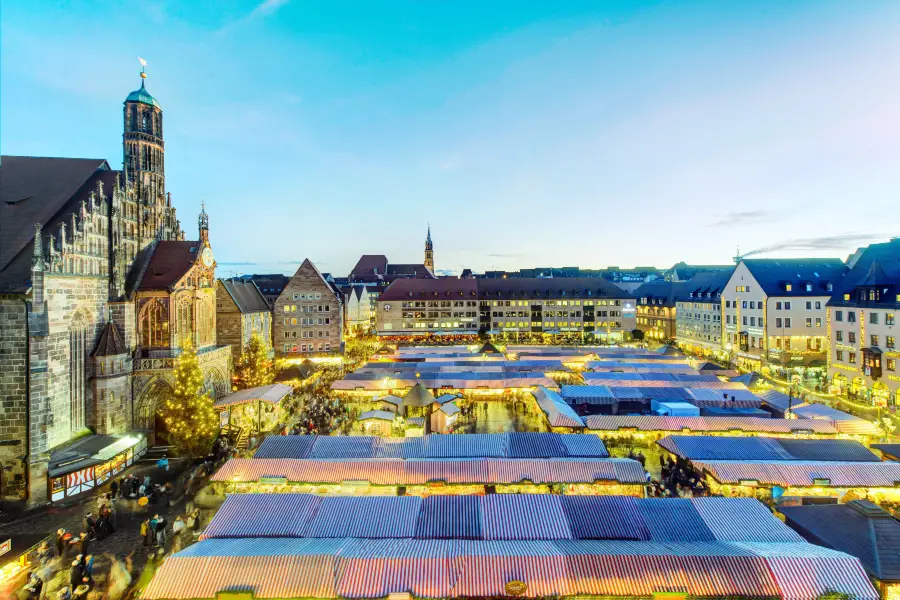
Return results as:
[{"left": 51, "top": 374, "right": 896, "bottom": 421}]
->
[
  {"left": 424, "top": 225, "right": 434, "bottom": 273},
  {"left": 123, "top": 63, "right": 177, "bottom": 245}
]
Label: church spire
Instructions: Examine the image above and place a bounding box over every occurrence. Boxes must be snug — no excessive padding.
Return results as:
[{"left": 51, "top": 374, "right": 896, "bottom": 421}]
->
[
  {"left": 424, "top": 224, "right": 434, "bottom": 273},
  {"left": 199, "top": 200, "right": 209, "bottom": 243}
]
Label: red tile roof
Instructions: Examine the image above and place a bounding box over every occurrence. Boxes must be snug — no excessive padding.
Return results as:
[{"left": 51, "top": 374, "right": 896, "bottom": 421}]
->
[{"left": 136, "top": 241, "right": 201, "bottom": 291}]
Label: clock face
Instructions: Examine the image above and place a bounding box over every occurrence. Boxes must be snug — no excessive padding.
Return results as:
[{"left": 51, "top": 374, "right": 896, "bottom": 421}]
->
[
  {"left": 384, "top": 304, "right": 392, "bottom": 311},
  {"left": 201, "top": 247, "right": 214, "bottom": 267}
]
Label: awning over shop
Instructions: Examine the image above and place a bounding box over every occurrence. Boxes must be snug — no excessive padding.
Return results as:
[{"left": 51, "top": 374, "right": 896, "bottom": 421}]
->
[{"left": 214, "top": 383, "right": 293, "bottom": 409}]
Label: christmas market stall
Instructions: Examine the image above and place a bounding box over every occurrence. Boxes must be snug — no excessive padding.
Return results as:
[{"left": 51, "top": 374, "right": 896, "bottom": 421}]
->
[
  {"left": 656, "top": 434, "right": 900, "bottom": 504},
  {"left": 214, "top": 383, "right": 293, "bottom": 436},
  {"left": 0, "top": 534, "right": 51, "bottom": 591},
  {"left": 212, "top": 433, "right": 642, "bottom": 496},
  {"left": 48, "top": 433, "right": 147, "bottom": 503},
  {"left": 141, "top": 495, "right": 878, "bottom": 600}
]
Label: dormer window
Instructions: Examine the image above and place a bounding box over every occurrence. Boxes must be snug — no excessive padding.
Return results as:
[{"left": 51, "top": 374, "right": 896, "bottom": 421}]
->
[
  {"left": 805, "top": 283, "right": 812, "bottom": 292},
  {"left": 844, "top": 293, "right": 851, "bottom": 301},
  {"left": 826, "top": 282, "right": 833, "bottom": 292},
  {"left": 785, "top": 283, "right": 792, "bottom": 292}
]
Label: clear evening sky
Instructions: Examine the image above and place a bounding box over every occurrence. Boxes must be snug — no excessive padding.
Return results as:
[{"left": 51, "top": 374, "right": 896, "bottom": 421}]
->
[{"left": 2, "top": 1, "right": 899, "bottom": 277}]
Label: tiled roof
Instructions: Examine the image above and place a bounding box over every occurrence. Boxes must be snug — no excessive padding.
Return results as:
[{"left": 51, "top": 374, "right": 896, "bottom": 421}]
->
[
  {"left": 350, "top": 254, "right": 388, "bottom": 276},
  {"left": 741, "top": 258, "right": 847, "bottom": 296},
  {"left": 378, "top": 278, "right": 478, "bottom": 301},
  {"left": 478, "top": 277, "right": 632, "bottom": 299},
  {"left": 91, "top": 321, "right": 127, "bottom": 357},
  {"left": 0, "top": 156, "right": 112, "bottom": 291},
  {"left": 219, "top": 278, "right": 270, "bottom": 312},
  {"left": 135, "top": 241, "right": 201, "bottom": 290}
]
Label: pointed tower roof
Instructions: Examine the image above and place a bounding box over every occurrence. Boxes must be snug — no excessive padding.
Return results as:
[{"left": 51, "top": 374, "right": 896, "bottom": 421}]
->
[
  {"left": 92, "top": 321, "right": 127, "bottom": 357},
  {"left": 403, "top": 381, "right": 436, "bottom": 408}
]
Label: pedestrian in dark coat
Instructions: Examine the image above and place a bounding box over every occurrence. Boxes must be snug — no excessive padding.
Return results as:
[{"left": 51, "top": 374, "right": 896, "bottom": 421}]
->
[{"left": 69, "top": 561, "right": 84, "bottom": 590}]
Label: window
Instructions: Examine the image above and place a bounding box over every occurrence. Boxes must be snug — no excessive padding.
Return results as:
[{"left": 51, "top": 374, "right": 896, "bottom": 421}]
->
[
  {"left": 139, "top": 298, "right": 170, "bottom": 348},
  {"left": 69, "top": 312, "right": 87, "bottom": 433},
  {"left": 776, "top": 338, "right": 782, "bottom": 349},
  {"left": 888, "top": 336, "right": 895, "bottom": 349},
  {"left": 749, "top": 301, "right": 755, "bottom": 309},
  {"left": 835, "top": 310, "right": 843, "bottom": 322},
  {"left": 785, "top": 283, "right": 792, "bottom": 292},
  {"left": 888, "top": 358, "right": 896, "bottom": 371},
  {"left": 806, "top": 318, "right": 812, "bottom": 327},
  {"left": 888, "top": 313, "right": 896, "bottom": 325},
  {"left": 849, "top": 352, "right": 856, "bottom": 364},
  {"left": 849, "top": 332, "right": 856, "bottom": 344},
  {"left": 815, "top": 318, "right": 822, "bottom": 327},
  {"left": 785, "top": 318, "right": 792, "bottom": 327},
  {"left": 806, "top": 301, "right": 812, "bottom": 310},
  {"left": 284, "top": 344, "right": 290, "bottom": 353},
  {"left": 815, "top": 301, "right": 821, "bottom": 309},
  {"left": 785, "top": 338, "right": 792, "bottom": 350},
  {"left": 776, "top": 318, "right": 783, "bottom": 328},
  {"left": 806, "top": 338, "right": 813, "bottom": 350},
  {"left": 742, "top": 316, "right": 748, "bottom": 325},
  {"left": 844, "top": 293, "right": 851, "bottom": 301},
  {"left": 836, "top": 350, "right": 843, "bottom": 361},
  {"left": 871, "top": 312, "right": 879, "bottom": 325},
  {"left": 836, "top": 330, "right": 843, "bottom": 342},
  {"left": 742, "top": 301, "right": 748, "bottom": 309},
  {"left": 784, "top": 301, "right": 792, "bottom": 310},
  {"left": 848, "top": 311, "right": 856, "bottom": 323},
  {"left": 806, "top": 283, "right": 812, "bottom": 292},
  {"left": 872, "top": 335, "right": 880, "bottom": 347}
]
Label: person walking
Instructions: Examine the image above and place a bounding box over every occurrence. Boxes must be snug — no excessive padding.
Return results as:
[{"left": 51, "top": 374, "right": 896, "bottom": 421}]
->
[
  {"left": 157, "top": 455, "right": 169, "bottom": 472},
  {"left": 156, "top": 515, "right": 168, "bottom": 547},
  {"left": 140, "top": 519, "right": 152, "bottom": 547}
]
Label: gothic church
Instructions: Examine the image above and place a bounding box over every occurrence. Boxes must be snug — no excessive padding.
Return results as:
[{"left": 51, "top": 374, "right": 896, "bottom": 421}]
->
[{"left": 0, "top": 70, "right": 231, "bottom": 506}]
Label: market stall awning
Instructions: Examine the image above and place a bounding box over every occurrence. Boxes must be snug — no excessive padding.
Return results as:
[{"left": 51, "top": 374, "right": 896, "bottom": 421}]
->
[{"left": 214, "top": 383, "right": 293, "bottom": 409}]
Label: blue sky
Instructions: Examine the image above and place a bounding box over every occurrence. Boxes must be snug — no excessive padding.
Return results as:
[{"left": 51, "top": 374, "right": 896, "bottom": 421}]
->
[{"left": 2, "top": 1, "right": 899, "bottom": 276}]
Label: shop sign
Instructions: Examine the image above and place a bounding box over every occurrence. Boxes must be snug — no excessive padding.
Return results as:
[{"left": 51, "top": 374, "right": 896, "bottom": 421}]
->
[
  {"left": 738, "top": 479, "right": 759, "bottom": 487},
  {"left": 0, "top": 539, "right": 11, "bottom": 557},
  {"left": 258, "top": 476, "right": 287, "bottom": 485},
  {"left": 506, "top": 581, "right": 527, "bottom": 596},
  {"left": 813, "top": 478, "right": 831, "bottom": 486}
]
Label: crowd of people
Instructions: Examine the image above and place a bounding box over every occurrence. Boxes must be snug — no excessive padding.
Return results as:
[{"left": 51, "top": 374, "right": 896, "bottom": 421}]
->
[{"left": 647, "top": 455, "right": 709, "bottom": 498}]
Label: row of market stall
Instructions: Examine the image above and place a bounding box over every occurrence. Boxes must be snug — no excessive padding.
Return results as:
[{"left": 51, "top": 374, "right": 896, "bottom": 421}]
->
[{"left": 141, "top": 493, "right": 879, "bottom": 600}]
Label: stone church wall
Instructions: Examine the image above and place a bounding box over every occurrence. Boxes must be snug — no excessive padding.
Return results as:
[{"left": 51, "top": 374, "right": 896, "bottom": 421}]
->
[
  {"left": 40, "top": 274, "right": 110, "bottom": 451},
  {"left": 0, "top": 297, "right": 29, "bottom": 500}
]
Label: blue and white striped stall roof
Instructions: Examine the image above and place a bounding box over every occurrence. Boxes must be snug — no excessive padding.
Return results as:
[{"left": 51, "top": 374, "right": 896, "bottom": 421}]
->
[
  {"left": 658, "top": 435, "right": 880, "bottom": 462},
  {"left": 143, "top": 538, "right": 878, "bottom": 600},
  {"left": 203, "top": 494, "right": 806, "bottom": 544},
  {"left": 254, "top": 433, "right": 608, "bottom": 460}
]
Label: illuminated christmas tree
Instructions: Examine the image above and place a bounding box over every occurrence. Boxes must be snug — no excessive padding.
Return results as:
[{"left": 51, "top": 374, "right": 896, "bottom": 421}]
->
[
  {"left": 159, "top": 343, "right": 219, "bottom": 457},
  {"left": 234, "top": 333, "right": 273, "bottom": 390}
]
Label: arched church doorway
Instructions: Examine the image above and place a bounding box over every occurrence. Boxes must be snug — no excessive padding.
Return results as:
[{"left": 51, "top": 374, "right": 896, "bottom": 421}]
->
[{"left": 135, "top": 377, "right": 174, "bottom": 445}]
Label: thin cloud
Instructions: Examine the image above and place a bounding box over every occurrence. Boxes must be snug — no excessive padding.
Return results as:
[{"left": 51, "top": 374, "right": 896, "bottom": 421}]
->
[
  {"left": 741, "top": 233, "right": 885, "bottom": 258},
  {"left": 708, "top": 210, "right": 776, "bottom": 228},
  {"left": 218, "top": 261, "right": 259, "bottom": 266},
  {"left": 217, "top": 0, "right": 290, "bottom": 35},
  {"left": 487, "top": 253, "right": 518, "bottom": 258}
]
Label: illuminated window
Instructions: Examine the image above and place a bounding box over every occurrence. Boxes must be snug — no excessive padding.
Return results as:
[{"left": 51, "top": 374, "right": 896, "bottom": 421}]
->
[{"left": 785, "top": 284, "right": 792, "bottom": 292}]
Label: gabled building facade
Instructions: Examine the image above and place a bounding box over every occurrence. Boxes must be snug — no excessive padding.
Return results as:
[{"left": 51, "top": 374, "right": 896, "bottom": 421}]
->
[
  {"left": 721, "top": 259, "right": 846, "bottom": 373},
  {"left": 216, "top": 278, "right": 273, "bottom": 360},
  {"left": 275, "top": 259, "right": 343, "bottom": 356},
  {"left": 675, "top": 271, "right": 731, "bottom": 359},
  {"left": 827, "top": 238, "right": 900, "bottom": 406},
  {"left": 343, "top": 284, "right": 374, "bottom": 336}
]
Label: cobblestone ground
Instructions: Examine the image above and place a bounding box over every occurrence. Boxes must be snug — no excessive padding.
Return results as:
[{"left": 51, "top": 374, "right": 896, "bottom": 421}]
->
[{"left": 0, "top": 457, "right": 217, "bottom": 600}]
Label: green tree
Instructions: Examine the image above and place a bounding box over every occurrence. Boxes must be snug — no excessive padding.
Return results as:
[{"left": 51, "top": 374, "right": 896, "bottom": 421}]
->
[
  {"left": 234, "top": 334, "right": 274, "bottom": 390},
  {"left": 630, "top": 328, "right": 645, "bottom": 342},
  {"left": 158, "top": 344, "right": 219, "bottom": 458}
]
